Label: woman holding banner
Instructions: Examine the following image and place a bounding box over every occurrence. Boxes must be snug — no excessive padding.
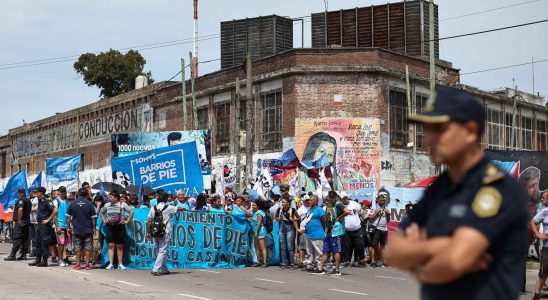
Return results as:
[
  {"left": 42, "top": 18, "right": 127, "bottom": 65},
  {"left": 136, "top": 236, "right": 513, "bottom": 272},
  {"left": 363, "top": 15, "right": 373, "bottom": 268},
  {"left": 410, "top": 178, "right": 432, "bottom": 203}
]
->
[{"left": 100, "top": 191, "right": 134, "bottom": 270}]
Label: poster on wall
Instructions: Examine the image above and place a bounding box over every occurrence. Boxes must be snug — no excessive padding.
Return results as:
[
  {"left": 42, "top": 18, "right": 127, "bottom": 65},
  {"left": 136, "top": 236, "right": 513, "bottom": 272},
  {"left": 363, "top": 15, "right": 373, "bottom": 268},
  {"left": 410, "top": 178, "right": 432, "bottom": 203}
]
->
[
  {"left": 45, "top": 154, "right": 81, "bottom": 191},
  {"left": 294, "top": 118, "right": 381, "bottom": 193},
  {"left": 111, "top": 142, "right": 204, "bottom": 196},
  {"left": 111, "top": 130, "right": 212, "bottom": 175}
]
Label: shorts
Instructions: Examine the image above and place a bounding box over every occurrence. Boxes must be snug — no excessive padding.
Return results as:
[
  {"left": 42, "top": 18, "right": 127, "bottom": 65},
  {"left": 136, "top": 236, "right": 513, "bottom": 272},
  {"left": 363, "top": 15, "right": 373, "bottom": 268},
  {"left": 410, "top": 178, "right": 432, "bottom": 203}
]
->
[
  {"left": 298, "top": 233, "right": 308, "bottom": 251},
  {"left": 73, "top": 233, "right": 93, "bottom": 252},
  {"left": 105, "top": 224, "right": 126, "bottom": 244},
  {"left": 57, "top": 228, "right": 71, "bottom": 246},
  {"left": 322, "top": 236, "right": 342, "bottom": 254},
  {"left": 370, "top": 229, "right": 388, "bottom": 246}
]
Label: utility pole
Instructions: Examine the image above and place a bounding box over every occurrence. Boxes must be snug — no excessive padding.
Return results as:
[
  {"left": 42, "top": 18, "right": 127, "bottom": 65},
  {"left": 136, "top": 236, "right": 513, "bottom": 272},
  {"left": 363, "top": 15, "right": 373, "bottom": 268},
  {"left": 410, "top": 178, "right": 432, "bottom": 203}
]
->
[
  {"left": 245, "top": 52, "right": 253, "bottom": 190},
  {"left": 189, "top": 52, "right": 198, "bottom": 129},
  {"left": 406, "top": 65, "right": 415, "bottom": 153},
  {"left": 510, "top": 85, "right": 519, "bottom": 150},
  {"left": 429, "top": 0, "right": 435, "bottom": 99},
  {"left": 181, "top": 58, "right": 187, "bottom": 130},
  {"left": 234, "top": 78, "right": 242, "bottom": 193}
]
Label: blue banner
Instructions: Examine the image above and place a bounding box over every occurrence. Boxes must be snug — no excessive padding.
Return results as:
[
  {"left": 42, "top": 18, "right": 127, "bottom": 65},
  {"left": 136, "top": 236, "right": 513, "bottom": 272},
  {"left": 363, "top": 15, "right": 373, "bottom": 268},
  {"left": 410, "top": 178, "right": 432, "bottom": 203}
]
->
[
  {"left": 100, "top": 208, "right": 280, "bottom": 269},
  {"left": 0, "top": 170, "right": 28, "bottom": 208},
  {"left": 46, "top": 155, "right": 81, "bottom": 191},
  {"left": 111, "top": 142, "right": 204, "bottom": 196},
  {"left": 30, "top": 171, "right": 42, "bottom": 191}
]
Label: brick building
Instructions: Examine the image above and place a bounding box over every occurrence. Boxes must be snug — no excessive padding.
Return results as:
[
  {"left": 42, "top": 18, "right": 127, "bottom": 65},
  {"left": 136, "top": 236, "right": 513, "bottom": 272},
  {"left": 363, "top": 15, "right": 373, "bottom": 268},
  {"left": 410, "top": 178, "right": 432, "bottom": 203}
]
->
[{"left": 0, "top": 47, "right": 546, "bottom": 189}]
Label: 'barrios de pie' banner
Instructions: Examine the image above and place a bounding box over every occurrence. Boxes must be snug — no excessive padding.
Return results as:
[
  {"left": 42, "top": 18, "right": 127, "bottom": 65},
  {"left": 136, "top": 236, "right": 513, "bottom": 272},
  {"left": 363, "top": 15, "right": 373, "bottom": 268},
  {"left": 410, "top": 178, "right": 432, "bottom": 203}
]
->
[
  {"left": 111, "top": 142, "right": 204, "bottom": 196},
  {"left": 103, "top": 208, "right": 250, "bottom": 269}
]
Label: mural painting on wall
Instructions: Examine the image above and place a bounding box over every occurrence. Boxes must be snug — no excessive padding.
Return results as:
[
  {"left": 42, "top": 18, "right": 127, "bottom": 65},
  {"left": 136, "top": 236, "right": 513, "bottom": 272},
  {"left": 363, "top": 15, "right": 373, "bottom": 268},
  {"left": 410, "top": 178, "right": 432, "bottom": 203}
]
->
[{"left": 294, "top": 118, "right": 381, "bottom": 195}]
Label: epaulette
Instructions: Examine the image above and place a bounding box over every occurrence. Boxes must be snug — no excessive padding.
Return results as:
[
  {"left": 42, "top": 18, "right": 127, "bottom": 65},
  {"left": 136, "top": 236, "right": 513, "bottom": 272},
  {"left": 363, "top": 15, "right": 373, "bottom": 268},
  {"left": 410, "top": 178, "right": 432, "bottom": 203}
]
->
[{"left": 482, "top": 163, "right": 505, "bottom": 185}]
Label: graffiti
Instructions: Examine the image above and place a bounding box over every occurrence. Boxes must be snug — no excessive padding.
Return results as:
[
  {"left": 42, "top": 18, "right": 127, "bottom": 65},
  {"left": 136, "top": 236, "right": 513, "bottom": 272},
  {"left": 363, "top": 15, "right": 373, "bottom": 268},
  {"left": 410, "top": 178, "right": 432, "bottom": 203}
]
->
[{"left": 381, "top": 160, "right": 394, "bottom": 171}]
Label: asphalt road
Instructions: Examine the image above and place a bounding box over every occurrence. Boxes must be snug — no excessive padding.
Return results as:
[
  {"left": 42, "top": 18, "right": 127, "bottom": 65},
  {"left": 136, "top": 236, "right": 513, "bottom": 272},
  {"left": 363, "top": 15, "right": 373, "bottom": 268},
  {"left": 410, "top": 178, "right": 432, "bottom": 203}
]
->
[{"left": 0, "top": 243, "right": 540, "bottom": 300}]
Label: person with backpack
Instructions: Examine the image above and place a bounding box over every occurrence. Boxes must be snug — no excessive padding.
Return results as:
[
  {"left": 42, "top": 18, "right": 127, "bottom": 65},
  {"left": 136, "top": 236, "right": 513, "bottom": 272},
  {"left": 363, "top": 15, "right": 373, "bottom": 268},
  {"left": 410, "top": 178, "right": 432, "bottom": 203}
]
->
[
  {"left": 369, "top": 191, "right": 391, "bottom": 268},
  {"left": 146, "top": 192, "right": 187, "bottom": 276},
  {"left": 311, "top": 191, "right": 350, "bottom": 276},
  {"left": 251, "top": 199, "right": 270, "bottom": 267},
  {"left": 99, "top": 190, "right": 134, "bottom": 270},
  {"left": 275, "top": 196, "right": 299, "bottom": 269}
]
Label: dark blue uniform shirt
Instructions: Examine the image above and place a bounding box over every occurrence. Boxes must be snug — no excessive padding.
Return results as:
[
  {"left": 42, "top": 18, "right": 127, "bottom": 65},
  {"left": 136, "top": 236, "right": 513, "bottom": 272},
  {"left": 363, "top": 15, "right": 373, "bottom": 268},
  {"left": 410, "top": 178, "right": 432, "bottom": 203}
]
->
[
  {"left": 400, "top": 156, "right": 528, "bottom": 300},
  {"left": 36, "top": 198, "right": 55, "bottom": 222}
]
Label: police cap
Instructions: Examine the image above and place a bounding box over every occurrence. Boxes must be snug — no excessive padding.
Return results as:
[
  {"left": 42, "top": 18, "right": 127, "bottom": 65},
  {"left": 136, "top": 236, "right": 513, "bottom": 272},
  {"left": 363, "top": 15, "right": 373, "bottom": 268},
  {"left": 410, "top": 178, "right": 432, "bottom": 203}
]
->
[{"left": 408, "top": 85, "right": 485, "bottom": 128}]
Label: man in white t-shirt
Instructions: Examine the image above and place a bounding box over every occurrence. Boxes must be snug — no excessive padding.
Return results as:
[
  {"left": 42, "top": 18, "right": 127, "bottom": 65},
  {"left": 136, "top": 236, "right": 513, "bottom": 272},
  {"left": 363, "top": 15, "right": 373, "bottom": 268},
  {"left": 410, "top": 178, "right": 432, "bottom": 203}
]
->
[
  {"left": 146, "top": 192, "right": 186, "bottom": 276},
  {"left": 297, "top": 194, "right": 311, "bottom": 267},
  {"left": 340, "top": 191, "right": 365, "bottom": 267}
]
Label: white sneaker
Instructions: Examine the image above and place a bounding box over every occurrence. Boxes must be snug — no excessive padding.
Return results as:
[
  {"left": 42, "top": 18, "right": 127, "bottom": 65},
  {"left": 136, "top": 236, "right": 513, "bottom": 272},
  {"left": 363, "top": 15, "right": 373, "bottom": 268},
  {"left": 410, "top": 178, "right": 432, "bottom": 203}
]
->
[{"left": 59, "top": 261, "right": 67, "bottom": 267}]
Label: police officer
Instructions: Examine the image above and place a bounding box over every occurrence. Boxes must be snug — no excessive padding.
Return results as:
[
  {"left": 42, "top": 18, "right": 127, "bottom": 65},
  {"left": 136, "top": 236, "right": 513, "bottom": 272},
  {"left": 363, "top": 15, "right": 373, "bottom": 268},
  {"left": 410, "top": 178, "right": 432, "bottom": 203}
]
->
[
  {"left": 29, "top": 187, "right": 59, "bottom": 267},
  {"left": 385, "top": 85, "right": 528, "bottom": 300},
  {"left": 4, "top": 189, "right": 32, "bottom": 261}
]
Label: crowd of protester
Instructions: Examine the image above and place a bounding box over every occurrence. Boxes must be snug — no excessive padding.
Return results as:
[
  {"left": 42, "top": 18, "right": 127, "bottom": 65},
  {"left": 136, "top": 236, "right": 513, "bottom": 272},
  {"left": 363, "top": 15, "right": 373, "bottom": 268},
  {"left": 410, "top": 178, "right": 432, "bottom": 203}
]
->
[{"left": 1, "top": 181, "right": 402, "bottom": 277}]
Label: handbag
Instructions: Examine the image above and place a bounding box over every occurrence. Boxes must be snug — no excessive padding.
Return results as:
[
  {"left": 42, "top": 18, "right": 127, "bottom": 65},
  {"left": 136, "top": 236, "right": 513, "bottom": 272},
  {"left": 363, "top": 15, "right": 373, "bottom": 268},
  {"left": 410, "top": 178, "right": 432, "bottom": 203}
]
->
[
  {"left": 366, "top": 208, "right": 384, "bottom": 235},
  {"left": 331, "top": 203, "right": 345, "bottom": 237}
]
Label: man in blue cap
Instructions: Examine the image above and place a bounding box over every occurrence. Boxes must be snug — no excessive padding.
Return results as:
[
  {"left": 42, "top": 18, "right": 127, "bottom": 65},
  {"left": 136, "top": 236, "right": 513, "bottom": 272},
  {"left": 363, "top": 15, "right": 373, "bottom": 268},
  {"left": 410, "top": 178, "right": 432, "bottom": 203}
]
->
[{"left": 385, "top": 85, "right": 528, "bottom": 300}]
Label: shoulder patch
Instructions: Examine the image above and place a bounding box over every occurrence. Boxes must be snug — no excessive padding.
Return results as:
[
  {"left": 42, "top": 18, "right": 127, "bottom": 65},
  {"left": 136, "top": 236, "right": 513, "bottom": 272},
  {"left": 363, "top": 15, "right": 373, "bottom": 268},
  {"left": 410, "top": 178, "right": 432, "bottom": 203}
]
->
[
  {"left": 482, "top": 164, "right": 504, "bottom": 185},
  {"left": 472, "top": 186, "right": 502, "bottom": 218}
]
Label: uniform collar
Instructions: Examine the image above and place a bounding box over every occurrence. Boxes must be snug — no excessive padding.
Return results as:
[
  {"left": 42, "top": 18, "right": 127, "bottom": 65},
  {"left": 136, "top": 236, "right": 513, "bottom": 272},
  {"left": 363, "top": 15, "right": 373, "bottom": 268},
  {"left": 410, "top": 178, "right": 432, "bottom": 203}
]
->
[{"left": 440, "top": 155, "right": 490, "bottom": 193}]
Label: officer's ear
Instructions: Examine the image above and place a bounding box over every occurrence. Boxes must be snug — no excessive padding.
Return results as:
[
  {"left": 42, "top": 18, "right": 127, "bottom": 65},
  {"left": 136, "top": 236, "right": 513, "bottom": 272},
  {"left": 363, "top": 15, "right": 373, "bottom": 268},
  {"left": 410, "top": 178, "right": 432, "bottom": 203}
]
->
[{"left": 463, "top": 121, "right": 481, "bottom": 145}]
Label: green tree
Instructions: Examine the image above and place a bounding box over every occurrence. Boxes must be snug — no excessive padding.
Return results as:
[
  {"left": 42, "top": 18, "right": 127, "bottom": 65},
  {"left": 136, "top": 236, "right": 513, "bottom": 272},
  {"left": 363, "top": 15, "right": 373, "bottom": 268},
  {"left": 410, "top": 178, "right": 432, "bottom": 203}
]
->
[{"left": 74, "top": 49, "right": 154, "bottom": 98}]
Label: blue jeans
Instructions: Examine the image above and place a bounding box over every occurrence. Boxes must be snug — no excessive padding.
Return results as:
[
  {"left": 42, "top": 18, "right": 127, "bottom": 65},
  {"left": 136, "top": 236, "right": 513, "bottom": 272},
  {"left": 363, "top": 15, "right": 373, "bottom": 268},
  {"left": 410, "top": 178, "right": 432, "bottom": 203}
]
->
[{"left": 279, "top": 222, "right": 295, "bottom": 266}]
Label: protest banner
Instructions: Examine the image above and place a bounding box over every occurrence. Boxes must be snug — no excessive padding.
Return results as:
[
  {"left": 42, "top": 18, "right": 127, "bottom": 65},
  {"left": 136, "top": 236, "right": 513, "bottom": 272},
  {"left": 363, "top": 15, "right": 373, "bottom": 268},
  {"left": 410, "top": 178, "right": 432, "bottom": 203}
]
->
[
  {"left": 111, "top": 142, "right": 204, "bottom": 196},
  {"left": 45, "top": 154, "right": 81, "bottom": 191},
  {"left": 295, "top": 118, "right": 381, "bottom": 192},
  {"left": 111, "top": 130, "right": 211, "bottom": 175},
  {"left": 0, "top": 170, "right": 28, "bottom": 208},
  {"left": 102, "top": 208, "right": 280, "bottom": 269}
]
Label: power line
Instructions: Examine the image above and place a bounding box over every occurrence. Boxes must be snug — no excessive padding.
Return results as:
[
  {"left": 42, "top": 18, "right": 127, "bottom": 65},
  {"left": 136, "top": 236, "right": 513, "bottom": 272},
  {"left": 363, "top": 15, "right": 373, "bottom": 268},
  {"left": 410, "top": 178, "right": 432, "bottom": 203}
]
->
[
  {"left": 438, "top": 19, "right": 548, "bottom": 41},
  {"left": 461, "top": 58, "right": 548, "bottom": 75},
  {"left": 440, "top": 0, "right": 543, "bottom": 21},
  {"left": 0, "top": 35, "right": 220, "bottom": 70}
]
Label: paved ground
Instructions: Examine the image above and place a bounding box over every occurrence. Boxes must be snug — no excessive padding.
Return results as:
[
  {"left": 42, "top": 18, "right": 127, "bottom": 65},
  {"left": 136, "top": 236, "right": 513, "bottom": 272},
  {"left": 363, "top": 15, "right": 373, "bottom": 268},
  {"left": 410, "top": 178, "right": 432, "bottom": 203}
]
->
[{"left": 0, "top": 243, "right": 540, "bottom": 299}]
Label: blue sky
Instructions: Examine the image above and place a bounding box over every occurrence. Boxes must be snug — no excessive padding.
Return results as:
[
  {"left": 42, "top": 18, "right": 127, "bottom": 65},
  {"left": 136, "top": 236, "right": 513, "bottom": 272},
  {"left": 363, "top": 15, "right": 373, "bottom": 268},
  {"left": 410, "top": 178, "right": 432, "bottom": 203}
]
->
[{"left": 0, "top": 0, "right": 546, "bottom": 134}]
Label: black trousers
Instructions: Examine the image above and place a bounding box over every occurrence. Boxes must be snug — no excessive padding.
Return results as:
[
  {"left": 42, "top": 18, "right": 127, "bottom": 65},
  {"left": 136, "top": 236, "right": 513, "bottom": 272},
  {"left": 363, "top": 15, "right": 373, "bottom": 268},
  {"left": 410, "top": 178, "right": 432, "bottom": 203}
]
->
[
  {"left": 35, "top": 223, "right": 53, "bottom": 259},
  {"left": 10, "top": 223, "right": 29, "bottom": 257},
  {"left": 342, "top": 228, "right": 365, "bottom": 262}
]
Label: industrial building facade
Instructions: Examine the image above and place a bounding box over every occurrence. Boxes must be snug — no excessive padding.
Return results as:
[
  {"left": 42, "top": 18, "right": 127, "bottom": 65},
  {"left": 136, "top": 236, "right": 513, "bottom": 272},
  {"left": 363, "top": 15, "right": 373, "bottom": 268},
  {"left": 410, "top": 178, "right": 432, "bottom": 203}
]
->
[{"left": 0, "top": 47, "right": 546, "bottom": 188}]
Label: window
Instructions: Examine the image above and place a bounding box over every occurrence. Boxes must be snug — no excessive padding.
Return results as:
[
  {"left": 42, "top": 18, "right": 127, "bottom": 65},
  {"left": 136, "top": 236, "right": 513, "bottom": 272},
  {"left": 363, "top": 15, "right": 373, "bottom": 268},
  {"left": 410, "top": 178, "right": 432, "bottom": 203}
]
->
[
  {"left": 215, "top": 103, "right": 231, "bottom": 154},
  {"left": 415, "top": 93, "right": 428, "bottom": 151},
  {"left": 260, "top": 91, "right": 282, "bottom": 150},
  {"left": 505, "top": 113, "right": 518, "bottom": 150},
  {"left": 390, "top": 89, "right": 408, "bottom": 148},
  {"left": 197, "top": 107, "right": 209, "bottom": 130},
  {"left": 537, "top": 120, "right": 547, "bottom": 151},
  {"left": 239, "top": 99, "right": 252, "bottom": 130},
  {"left": 158, "top": 108, "right": 167, "bottom": 129},
  {"left": 487, "top": 109, "right": 503, "bottom": 150},
  {"left": 521, "top": 117, "right": 533, "bottom": 150}
]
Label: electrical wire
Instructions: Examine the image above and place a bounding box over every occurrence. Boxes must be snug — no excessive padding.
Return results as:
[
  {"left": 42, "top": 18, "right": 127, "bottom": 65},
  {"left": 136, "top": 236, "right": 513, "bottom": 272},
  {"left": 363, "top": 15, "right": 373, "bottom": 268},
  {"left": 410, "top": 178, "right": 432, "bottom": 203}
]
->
[
  {"left": 461, "top": 58, "right": 548, "bottom": 75},
  {"left": 0, "top": 35, "right": 220, "bottom": 70},
  {"left": 440, "top": 0, "right": 543, "bottom": 21}
]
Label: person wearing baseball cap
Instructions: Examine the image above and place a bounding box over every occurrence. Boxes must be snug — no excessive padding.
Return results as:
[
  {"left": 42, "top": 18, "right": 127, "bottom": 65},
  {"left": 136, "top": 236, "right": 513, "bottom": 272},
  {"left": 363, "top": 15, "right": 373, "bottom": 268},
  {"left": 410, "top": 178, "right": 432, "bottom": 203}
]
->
[
  {"left": 385, "top": 85, "right": 529, "bottom": 300},
  {"left": 4, "top": 189, "right": 32, "bottom": 261}
]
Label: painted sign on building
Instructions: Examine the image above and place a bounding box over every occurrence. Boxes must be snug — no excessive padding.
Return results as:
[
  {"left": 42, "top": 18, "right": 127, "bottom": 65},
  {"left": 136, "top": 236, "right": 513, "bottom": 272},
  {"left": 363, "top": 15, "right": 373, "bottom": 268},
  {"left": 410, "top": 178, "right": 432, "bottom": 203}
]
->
[
  {"left": 79, "top": 104, "right": 152, "bottom": 146},
  {"left": 12, "top": 124, "right": 78, "bottom": 160},
  {"left": 294, "top": 118, "right": 382, "bottom": 190}
]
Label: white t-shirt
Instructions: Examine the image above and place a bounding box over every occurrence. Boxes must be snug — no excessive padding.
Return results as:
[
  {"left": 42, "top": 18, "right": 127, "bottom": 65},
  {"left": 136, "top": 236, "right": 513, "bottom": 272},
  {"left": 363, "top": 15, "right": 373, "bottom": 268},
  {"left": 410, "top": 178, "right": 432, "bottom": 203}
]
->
[
  {"left": 297, "top": 205, "right": 309, "bottom": 218},
  {"left": 344, "top": 201, "right": 362, "bottom": 231},
  {"left": 148, "top": 202, "right": 178, "bottom": 235}
]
